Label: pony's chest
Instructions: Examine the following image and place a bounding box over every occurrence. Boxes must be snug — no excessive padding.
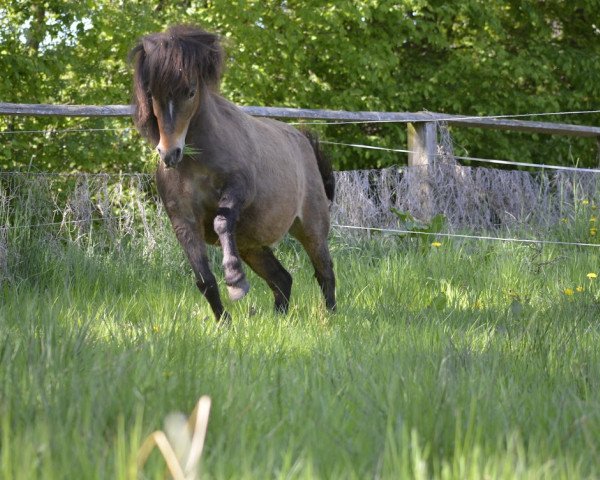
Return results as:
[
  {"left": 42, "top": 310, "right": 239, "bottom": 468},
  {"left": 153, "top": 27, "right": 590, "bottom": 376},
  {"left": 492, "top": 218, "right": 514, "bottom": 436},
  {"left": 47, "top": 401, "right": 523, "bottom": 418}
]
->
[
  {"left": 185, "top": 173, "right": 220, "bottom": 208},
  {"left": 158, "top": 168, "right": 220, "bottom": 218}
]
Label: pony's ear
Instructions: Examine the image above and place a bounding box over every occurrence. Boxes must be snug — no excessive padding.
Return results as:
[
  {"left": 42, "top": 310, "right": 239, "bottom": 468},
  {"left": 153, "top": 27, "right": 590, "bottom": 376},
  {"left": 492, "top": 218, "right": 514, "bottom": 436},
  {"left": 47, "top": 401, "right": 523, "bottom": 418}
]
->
[
  {"left": 129, "top": 42, "right": 159, "bottom": 145},
  {"left": 196, "top": 32, "right": 224, "bottom": 89}
]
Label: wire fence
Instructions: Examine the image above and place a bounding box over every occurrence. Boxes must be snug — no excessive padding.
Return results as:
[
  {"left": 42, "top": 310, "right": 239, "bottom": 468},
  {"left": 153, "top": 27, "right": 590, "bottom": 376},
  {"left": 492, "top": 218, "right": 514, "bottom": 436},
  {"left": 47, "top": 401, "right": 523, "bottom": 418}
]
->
[
  {"left": 0, "top": 172, "right": 162, "bottom": 247},
  {"left": 323, "top": 141, "right": 600, "bottom": 174},
  {"left": 1, "top": 106, "right": 600, "bottom": 283},
  {"left": 1, "top": 162, "right": 599, "bottom": 241},
  {"left": 1, "top": 166, "right": 599, "bottom": 287}
]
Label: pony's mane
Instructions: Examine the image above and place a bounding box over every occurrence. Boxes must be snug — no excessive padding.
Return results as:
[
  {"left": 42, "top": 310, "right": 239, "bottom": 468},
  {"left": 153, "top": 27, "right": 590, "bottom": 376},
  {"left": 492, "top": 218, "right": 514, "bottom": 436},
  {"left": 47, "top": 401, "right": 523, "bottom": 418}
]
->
[{"left": 130, "top": 25, "right": 224, "bottom": 143}]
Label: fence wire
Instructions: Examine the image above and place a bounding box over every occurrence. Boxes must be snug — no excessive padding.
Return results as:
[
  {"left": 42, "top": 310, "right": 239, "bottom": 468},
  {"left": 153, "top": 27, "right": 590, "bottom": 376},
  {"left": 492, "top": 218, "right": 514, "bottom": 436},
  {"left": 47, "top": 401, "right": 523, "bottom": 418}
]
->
[
  {"left": 0, "top": 172, "right": 160, "bottom": 251},
  {"left": 333, "top": 122, "right": 600, "bottom": 235},
  {"left": 2, "top": 161, "right": 599, "bottom": 240},
  {"left": 2, "top": 116, "right": 600, "bottom": 285}
]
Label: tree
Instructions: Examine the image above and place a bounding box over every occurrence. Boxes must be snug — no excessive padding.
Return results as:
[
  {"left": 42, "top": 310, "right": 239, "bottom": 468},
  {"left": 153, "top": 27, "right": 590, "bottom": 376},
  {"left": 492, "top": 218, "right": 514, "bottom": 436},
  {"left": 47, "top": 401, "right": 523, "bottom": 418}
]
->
[{"left": 1, "top": 0, "right": 599, "bottom": 172}]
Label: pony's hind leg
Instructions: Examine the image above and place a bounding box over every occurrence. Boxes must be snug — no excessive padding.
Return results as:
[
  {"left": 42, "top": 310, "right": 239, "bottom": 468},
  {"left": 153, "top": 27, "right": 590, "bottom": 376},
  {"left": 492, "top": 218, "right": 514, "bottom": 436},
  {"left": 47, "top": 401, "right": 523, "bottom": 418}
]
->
[
  {"left": 307, "top": 241, "right": 336, "bottom": 311},
  {"left": 241, "top": 246, "right": 292, "bottom": 313},
  {"left": 291, "top": 221, "right": 336, "bottom": 311}
]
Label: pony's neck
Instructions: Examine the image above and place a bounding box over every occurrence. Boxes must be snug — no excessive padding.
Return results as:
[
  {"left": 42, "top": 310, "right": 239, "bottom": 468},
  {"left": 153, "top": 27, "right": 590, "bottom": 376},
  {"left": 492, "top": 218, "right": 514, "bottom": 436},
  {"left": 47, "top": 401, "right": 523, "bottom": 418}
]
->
[
  {"left": 189, "top": 87, "right": 247, "bottom": 152},
  {"left": 191, "top": 88, "right": 222, "bottom": 140}
]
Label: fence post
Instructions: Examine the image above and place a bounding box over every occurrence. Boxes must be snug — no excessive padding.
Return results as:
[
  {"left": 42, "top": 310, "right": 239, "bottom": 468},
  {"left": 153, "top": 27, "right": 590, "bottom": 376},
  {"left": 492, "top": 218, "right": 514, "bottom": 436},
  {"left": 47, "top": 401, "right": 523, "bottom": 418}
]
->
[{"left": 407, "top": 122, "right": 436, "bottom": 221}]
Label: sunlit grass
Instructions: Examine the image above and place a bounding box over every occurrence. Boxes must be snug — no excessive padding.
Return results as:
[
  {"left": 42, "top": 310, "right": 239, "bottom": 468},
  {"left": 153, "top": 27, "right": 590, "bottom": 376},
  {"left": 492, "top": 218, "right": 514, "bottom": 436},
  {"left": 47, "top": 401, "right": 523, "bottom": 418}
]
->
[{"left": 1, "top": 230, "right": 600, "bottom": 478}]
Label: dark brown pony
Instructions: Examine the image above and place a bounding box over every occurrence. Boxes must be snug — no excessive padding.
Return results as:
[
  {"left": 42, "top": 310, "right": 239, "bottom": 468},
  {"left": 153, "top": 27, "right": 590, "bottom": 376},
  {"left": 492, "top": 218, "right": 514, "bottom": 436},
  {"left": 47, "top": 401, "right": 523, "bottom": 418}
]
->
[{"left": 130, "top": 25, "right": 336, "bottom": 321}]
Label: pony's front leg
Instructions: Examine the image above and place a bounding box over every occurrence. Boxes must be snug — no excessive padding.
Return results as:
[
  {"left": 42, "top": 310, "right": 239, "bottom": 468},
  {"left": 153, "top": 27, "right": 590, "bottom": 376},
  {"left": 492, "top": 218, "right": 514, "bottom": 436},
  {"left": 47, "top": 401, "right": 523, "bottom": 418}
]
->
[
  {"left": 213, "top": 189, "right": 250, "bottom": 301},
  {"left": 171, "top": 219, "right": 227, "bottom": 321}
]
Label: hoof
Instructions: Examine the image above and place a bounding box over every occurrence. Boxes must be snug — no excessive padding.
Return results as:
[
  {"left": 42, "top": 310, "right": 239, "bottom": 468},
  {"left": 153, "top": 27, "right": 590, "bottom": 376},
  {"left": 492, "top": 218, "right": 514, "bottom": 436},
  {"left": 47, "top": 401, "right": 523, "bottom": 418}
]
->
[
  {"left": 274, "top": 302, "right": 289, "bottom": 315},
  {"left": 217, "top": 311, "right": 232, "bottom": 327},
  {"left": 227, "top": 278, "right": 250, "bottom": 301}
]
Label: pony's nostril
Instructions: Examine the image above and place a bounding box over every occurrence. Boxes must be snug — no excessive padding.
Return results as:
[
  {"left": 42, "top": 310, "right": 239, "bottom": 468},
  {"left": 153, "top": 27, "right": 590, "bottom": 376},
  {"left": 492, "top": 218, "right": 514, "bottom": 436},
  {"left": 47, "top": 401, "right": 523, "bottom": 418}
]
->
[{"left": 160, "top": 148, "right": 183, "bottom": 168}]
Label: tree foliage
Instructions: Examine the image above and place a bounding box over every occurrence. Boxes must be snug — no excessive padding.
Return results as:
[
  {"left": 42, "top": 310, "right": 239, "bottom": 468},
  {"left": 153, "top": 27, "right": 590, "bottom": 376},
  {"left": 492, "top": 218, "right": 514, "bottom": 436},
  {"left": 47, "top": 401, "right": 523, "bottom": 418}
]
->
[{"left": 1, "top": 0, "right": 599, "bottom": 172}]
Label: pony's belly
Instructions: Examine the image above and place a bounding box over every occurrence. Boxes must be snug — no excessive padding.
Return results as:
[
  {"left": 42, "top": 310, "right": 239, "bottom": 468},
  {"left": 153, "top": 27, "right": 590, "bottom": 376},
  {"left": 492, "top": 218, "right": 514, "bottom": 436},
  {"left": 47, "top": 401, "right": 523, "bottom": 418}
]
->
[
  {"left": 201, "top": 214, "right": 288, "bottom": 248},
  {"left": 235, "top": 203, "right": 297, "bottom": 246}
]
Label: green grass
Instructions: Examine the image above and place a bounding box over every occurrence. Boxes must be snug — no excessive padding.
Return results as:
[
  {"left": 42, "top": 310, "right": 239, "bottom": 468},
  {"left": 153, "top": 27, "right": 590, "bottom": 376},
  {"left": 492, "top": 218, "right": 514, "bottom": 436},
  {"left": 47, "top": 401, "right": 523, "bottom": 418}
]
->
[{"left": 1, "top": 229, "right": 600, "bottom": 479}]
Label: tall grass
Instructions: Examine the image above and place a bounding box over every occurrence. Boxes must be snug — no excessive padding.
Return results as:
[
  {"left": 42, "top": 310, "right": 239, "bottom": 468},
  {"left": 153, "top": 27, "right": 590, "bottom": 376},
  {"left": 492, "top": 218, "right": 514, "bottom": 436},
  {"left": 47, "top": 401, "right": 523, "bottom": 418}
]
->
[{"left": 1, "top": 193, "right": 600, "bottom": 478}]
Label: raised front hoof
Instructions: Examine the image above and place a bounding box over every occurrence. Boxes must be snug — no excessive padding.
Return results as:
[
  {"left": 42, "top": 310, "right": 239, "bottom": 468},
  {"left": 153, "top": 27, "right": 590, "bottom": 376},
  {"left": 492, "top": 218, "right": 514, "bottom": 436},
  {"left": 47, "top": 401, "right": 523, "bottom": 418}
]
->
[{"left": 227, "top": 278, "right": 250, "bottom": 301}]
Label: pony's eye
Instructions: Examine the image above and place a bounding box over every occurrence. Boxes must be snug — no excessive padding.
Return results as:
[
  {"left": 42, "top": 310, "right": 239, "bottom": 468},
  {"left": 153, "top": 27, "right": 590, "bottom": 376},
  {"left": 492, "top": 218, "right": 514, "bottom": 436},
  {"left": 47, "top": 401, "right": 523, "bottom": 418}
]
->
[{"left": 188, "top": 89, "right": 196, "bottom": 99}]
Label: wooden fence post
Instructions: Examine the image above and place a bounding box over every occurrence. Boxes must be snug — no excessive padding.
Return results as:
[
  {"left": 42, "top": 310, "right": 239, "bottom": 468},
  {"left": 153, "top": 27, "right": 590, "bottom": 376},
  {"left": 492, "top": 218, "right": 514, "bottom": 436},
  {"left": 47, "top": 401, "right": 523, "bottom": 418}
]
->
[{"left": 407, "top": 122, "right": 437, "bottom": 221}]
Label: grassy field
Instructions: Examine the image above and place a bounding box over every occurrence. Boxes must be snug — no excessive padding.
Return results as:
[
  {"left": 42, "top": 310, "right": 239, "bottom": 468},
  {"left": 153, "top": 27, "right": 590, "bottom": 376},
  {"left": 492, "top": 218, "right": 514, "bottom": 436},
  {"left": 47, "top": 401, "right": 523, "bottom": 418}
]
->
[{"left": 1, "top": 218, "right": 600, "bottom": 478}]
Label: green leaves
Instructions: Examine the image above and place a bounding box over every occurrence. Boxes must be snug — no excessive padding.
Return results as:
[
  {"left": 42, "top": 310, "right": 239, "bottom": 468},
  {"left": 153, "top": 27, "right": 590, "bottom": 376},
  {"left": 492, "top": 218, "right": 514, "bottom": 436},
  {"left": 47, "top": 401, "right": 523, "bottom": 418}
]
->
[
  {"left": 390, "top": 208, "right": 448, "bottom": 253},
  {"left": 391, "top": 208, "right": 447, "bottom": 237},
  {"left": 1, "top": 1, "right": 599, "bottom": 171}
]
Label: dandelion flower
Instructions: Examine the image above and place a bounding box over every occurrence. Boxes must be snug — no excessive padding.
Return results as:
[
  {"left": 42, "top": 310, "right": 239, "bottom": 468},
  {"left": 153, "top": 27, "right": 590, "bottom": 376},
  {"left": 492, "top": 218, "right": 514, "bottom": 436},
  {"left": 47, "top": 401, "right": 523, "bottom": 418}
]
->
[
  {"left": 576, "top": 286, "right": 585, "bottom": 293},
  {"left": 582, "top": 200, "right": 590, "bottom": 205},
  {"left": 564, "top": 288, "right": 574, "bottom": 296},
  {"left": 431, "top": 241, "right": 442, "bottom": 247},
  {"left": 591, "top": 216, "right": 598, "bottom": 223},
  {"left": 587, "top": 272, "right": 597, "bottom": 279},
  {"left": 590, "top": 228, "right": 598, "bottom": 236}
]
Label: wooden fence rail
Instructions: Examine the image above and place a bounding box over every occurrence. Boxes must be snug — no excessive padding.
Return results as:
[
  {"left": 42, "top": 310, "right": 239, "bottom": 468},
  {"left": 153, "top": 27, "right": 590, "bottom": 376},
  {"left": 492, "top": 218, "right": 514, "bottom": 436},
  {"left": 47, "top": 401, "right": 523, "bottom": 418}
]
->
[
  {"left": 3, "top": 101, "right": 599, "bottom": 221},
  {"left": 1, "top": 101, "right": 599, "bottom": 169}
]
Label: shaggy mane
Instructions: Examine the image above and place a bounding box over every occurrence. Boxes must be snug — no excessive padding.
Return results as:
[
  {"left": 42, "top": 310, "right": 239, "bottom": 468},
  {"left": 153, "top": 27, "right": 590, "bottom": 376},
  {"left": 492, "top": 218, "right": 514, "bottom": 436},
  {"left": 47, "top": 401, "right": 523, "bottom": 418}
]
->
[{"left": 129, "top": 25, "right": 224, "bottom": 143}]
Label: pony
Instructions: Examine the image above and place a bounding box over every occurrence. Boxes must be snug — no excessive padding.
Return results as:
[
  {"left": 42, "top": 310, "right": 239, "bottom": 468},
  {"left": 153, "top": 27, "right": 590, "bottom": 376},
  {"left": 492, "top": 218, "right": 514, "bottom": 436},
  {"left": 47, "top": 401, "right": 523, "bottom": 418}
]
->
[{"left": 130, "top": 25, "right": 336, "bottom": 321}]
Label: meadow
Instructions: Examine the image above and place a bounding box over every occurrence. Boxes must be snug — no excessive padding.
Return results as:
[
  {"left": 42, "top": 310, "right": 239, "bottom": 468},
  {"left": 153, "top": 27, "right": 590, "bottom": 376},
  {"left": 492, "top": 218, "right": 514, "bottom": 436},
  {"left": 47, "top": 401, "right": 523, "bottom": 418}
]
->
[{"left": 1, "top": 201, "right": 600, "bottom": 480}]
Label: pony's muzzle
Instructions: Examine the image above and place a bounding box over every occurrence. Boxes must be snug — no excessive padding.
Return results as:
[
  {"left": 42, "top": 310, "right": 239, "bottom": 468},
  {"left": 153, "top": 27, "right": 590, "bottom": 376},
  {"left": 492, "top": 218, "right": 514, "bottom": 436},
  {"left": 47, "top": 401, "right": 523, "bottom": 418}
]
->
[{"left": 157, "top": 146, "right": 183, "bottom": 168}]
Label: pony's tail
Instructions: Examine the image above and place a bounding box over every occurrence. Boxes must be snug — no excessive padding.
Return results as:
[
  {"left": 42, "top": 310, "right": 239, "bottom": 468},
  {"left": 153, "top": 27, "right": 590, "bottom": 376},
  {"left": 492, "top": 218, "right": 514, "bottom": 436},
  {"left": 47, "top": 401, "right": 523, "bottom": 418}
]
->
[{"left": 302, "top": 130, "right": 335, "bottom": 203}]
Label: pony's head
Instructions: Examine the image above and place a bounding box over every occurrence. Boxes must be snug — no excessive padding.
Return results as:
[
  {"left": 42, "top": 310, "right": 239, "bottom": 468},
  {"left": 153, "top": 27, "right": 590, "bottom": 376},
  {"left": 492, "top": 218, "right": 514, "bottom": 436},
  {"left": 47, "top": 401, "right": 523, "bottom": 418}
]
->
[{"left": 130, "top": 25, "right": 224, "bottom": 167}]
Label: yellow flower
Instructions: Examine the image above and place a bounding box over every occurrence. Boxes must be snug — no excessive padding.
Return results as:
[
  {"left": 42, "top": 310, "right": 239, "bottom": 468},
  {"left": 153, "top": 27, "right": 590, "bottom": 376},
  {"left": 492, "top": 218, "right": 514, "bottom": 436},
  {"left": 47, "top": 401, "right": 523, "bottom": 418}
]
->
[
  {"left": 564, "top": 288, "right": 574, "bottom": 296},
  {"left": 152, "top": 325, "right": 160, "bottom": 333},
  {"left": 431, "top": 242, "right": 442, "bottom": 247},
  {"left": 590, "top": 229, "right": 597, "bottom": 237},
  {"left": 582, "top": 200, "right": 590, "bottom": 205},
  {"left": 587, "top": 273, "right": 598, "bottom": 279},
  {"left": 576, "top": 286, "right": 585, "bottom": 293},
  {"left": 560, "top": 218, "right": 568, "bottom": 223},
  {"left": 590, "top": 216, "right": 597, "bottom": 223}
]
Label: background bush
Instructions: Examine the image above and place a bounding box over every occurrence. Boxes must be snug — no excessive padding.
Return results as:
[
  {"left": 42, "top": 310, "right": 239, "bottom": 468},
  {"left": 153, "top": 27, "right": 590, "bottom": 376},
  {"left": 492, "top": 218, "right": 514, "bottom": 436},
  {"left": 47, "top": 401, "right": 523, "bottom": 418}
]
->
[{"left": 1, "top": 0, "right": 599, "bottom": 172}]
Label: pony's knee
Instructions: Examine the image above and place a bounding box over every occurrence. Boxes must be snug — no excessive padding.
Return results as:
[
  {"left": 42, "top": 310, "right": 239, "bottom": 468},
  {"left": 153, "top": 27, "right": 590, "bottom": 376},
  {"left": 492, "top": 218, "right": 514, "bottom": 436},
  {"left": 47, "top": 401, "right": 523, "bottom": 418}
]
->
[{"left": 213, "top": 214, "right": 228, "bottom": 236}]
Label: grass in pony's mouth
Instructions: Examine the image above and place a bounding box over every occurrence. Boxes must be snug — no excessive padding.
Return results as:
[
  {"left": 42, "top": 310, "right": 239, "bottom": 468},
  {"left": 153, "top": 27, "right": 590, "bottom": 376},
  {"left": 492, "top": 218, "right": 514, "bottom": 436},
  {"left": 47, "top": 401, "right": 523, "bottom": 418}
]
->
[
  {"left": 149, "top": 145, "right": 201, "bottom": 167},
  {"left": 183, "top": 145, "right": 202, "bottom": 158}
]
